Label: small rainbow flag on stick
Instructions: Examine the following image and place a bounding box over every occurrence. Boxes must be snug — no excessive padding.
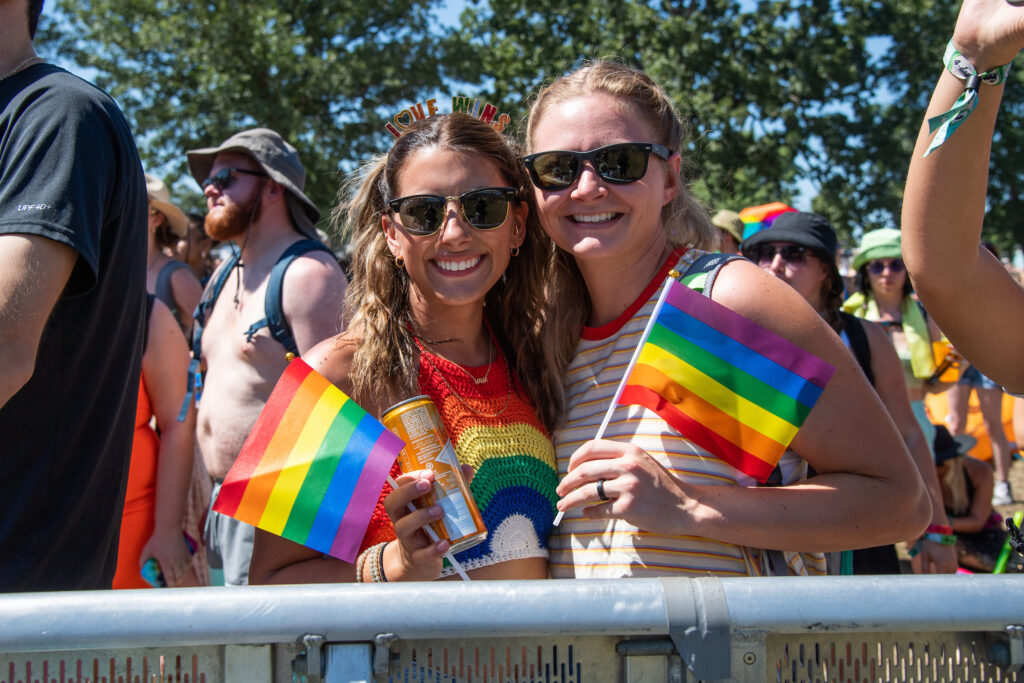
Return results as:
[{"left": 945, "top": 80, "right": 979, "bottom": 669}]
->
[
  {"left": 212, "top": 359, "right": 405, "bottom": 562},
  {"left": 614, "top": 277, "right": 834, "bottom": 482},
  {"left": 738, "top": 202, "right": 796, "bottom": 240}
]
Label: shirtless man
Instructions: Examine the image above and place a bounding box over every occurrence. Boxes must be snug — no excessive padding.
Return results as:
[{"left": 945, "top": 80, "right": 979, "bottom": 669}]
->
[{"left": 187, "top": 129, "right": 348, "bottom": 585}]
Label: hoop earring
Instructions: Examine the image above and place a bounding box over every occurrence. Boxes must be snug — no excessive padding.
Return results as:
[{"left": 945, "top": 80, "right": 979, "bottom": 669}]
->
[
  {"left": 510, "top": 246, "right": 520, "bottom": 257},
  {"left": 394, "top": 255, "right": 405, "bottom": 269},
  {"left": 511, "top": 228, "right": 521, "bottom": 257}
]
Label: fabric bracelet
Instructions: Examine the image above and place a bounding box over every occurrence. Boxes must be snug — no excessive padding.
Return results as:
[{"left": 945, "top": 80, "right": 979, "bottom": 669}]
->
[
  {"left": 925, "top": 41, "right": 1012, "bottom": 156},
  {"left": 924, "top": 532, "right": 958, "bottom": 546},
  {"left": 926, "top": 523, "right": 953, "bottom": 536}
]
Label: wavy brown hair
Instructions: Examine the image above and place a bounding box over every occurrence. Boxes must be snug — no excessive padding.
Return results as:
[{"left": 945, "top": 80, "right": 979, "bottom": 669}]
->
[
  {"left": 525, "top": 60, "right": 717, "bottom": 384},
  {"left": 333, "top": 113, "right": 563, "bottom": 431}
]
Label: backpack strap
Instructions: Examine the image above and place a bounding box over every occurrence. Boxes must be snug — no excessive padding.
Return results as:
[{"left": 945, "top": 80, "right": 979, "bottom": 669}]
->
[
  {"left": 242, "top": 239, "right": 334, "bottom": 357},
  {"left": 678, "top": 251, "right": 745, "bottom": 296},
  {"left": 839, "top": 311, "right": 875, "bottom": 386},
  {"left": 181, "top": 247, "right": 241, "bottom": 420},
  {"left": 154, "top": 260, "right": 190, "bottom": 319}
]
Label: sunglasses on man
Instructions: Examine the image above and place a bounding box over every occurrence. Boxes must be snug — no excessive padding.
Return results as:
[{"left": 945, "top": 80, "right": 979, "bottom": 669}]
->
[
  {"left": 523, "top": 142, "right": 671, "bottom": 191},
  {"left": 387, "top": 187, "right": 519, "bottom": 236},
  {"left": 746, "top": 243, "right": 811, "bottom": 266},
  {"left": 201, "top": 168, "right": 268, "bottom": 192}
]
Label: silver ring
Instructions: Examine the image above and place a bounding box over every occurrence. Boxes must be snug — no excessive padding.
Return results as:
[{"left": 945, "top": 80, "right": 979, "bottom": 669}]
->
[{"left": 596, "top": 479, "right": 609, "bottom": 502}]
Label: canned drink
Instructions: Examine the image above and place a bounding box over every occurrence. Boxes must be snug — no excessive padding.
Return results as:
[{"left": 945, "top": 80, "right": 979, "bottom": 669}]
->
[{"left": 382, "top": 395, "right": 487, "bottom": 555}]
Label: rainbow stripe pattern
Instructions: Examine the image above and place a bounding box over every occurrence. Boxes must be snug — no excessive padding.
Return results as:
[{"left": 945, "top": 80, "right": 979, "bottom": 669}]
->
[
  {"left": 738, "top": 202, "right": 796, "bottom": 240},
  {"left": 618, "top": 280, "right": 834, "bottom": 482},
  {"left": 212, "top": 359, "right": 404, "bottom": 562}
]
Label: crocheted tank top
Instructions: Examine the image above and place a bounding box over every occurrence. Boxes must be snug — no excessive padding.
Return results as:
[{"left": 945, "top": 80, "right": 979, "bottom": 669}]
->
[{"left": 358, "top": 343, "right": 558, "bottom": 578}]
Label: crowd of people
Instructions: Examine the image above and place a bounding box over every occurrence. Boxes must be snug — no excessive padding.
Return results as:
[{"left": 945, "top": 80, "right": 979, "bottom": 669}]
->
[{"left": 1, "top": 0, "right": 1022, "bottom": 593}]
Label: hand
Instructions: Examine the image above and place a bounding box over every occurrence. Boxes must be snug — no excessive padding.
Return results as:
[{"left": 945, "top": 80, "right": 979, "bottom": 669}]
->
[
  {"left": 953, "top": 0, "right": 1024, "bottom": 70},
  {"left": 912, "top": 538, "right": 960, "bottom": 574},
  {"left": 382, "top": 470, "right": 450, "bottom": 581},
  {"left": 139, "top": 526, "right": 195, "bottom": 587},
  {"left": 556, "top": 439, "right": 691, "bottom": 535}
]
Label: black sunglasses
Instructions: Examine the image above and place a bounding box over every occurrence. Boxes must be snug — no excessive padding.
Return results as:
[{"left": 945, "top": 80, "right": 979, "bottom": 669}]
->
[
  {"left": 201, "top": 168, "right": 268, "bottom": 192},
  {"left": 387, "top": 187, "right": 518, "bottom": 236},
  {"left": 867, "top": 259, "right": 905, "bottom": 275},
  {"left": 747, "top": 243, "right": 811, "bottom": 266},
  {"left": 523, "top": 142, "right": 672, "bottom": 191}
]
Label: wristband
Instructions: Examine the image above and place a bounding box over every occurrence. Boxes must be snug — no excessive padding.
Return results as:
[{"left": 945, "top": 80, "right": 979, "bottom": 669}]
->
[
  {"left": 926, "top": 523, "right": 953, "bottom": 536},
  {"left": 925, "top": 41, "right": 1013, "bottom": 156},
  {"left": 924, "top": 532, "right": 958, "bottom": 546}
]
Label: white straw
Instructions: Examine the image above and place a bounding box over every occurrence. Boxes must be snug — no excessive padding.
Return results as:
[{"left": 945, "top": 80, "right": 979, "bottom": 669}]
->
[
  {"left": 386, "top": 475, "right": 470, "bottom": 581},
  {"left": 552, "top": 276, "right": 677, "bottom": 527}
]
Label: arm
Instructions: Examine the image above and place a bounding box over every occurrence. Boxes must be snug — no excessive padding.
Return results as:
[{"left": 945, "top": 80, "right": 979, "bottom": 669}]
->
[
  {"left": 558, "top": 260, "right": 930, "bottom": 552},
  {"left": 902, "top": 0, "right": 1024, "bottom": 390},
  {"left": 862, "top": 320, "right": 956, "bottom": 573},
  {"left": 281, "top": 252, "right": 349, "bottom": 354},
  {"left": 170, "top": 266, "right": 203, "bottom": 334},
  {"left": 138, "top": 299, "right": 198, "bottom": 586},
  {"left": 0, "top": 234, "right": 76, "bottom": 408},
  {"left": 952, "top": 456, "right": 995, "bottom": 533}
]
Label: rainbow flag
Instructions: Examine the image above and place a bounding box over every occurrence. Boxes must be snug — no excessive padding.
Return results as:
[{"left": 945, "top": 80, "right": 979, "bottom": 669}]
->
[
  {"left": 617, "top": 279, "right": 834, "bottom": 482},
  {"left": 212, "top": 359, "right": 405, "bottom": 562},
  {"left": 738, "top": 202, "right": 796, "bottom": 240}
]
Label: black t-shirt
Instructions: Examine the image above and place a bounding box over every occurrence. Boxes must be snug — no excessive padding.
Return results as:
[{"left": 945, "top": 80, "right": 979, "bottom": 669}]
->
[{"left": 0, "top": 64, "right": 147, "bottom": 591}]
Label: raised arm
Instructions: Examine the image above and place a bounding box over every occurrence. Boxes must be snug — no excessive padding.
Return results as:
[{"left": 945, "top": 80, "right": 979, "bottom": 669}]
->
[
  {"left": 902, "top": 0, "right": 1024, "bottom": 390},
  {"left": 0, "top": 234, "right": 76, "bottom": 408}
]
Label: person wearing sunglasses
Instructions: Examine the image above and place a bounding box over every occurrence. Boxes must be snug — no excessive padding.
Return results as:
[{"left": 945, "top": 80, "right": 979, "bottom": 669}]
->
[
  {"left": 843, "top": 229, "right": 949, "bottom": 461},
  {"left": 250, "top": 113, "right": 560, "bottom": 584},
  {"left": 183, "top": 128, "right": 349, "bottom": 586},
  {"left": 526, "top": 60, "right": 929, "bottom": 579},
  {"left": 744, "top": 212, "right": 956, "bottom": 574},
  {"left": 901, "top": 0, "right": 1022, "bottom": 504}
]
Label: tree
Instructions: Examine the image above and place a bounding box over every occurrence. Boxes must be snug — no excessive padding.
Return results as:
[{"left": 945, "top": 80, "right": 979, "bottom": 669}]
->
[
  {"left": 447, "top": 0, "right": 1024, "bottom": 247},
  {"left": 41, "top": 0, "right": 448, "bottom": 227}
]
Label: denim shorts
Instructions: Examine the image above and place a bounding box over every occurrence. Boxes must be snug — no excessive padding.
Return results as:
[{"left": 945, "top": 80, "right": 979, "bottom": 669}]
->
[{"left": 958, "top": 365, "right": 1002, "bottom": 391}]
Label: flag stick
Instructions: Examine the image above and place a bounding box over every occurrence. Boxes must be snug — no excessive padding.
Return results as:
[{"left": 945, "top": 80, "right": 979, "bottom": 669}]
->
[
  {"left": 387, "top": 475, "right": 471, "bottom": 581},
  {"left": 552, "top": 275, "right": 677, "bottom": 526}
]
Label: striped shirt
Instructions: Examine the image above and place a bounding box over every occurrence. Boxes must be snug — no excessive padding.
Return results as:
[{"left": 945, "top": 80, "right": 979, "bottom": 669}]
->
[{"left": 549, "top": 249, "right": 826, "bottom": 578}]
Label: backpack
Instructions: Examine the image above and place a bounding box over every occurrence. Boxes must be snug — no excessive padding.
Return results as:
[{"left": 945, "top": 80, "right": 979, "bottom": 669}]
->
[{"left": 180, "top": 239, "right": 334, "bottom": 420}]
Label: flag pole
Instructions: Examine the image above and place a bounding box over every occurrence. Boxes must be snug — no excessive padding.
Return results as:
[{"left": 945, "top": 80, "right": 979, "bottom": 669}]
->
[
  {"left": 387, "top": 475, "right": 471, "bottom": 581},
  {"left": 552, "top": 274, "right": 678, "bottom": 526}
]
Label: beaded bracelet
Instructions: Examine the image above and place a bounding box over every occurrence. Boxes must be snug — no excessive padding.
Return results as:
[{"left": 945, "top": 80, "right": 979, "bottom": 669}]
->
[
  {"left": 355, "top": 545, "right": 373, "bottom": 583},
  {"left": 925, "top": 40, "right": 1013, "bottom": 155},
  {"left": 365, "top": 541, "right": 389, "bottom": 583}
]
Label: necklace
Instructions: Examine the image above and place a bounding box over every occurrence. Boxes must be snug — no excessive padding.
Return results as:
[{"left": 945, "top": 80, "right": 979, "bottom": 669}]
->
[
  {"left": 416, "top": 339, "right": 513, "bottom": 419},
  {"left": 0, "top": 56, "right": 44, "bottom": 83}
]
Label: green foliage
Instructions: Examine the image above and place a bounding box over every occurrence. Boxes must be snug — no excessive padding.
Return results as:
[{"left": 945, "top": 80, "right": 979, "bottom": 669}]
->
[
  {"left": 41, "top": 0, "right": 447, "bottom": 225},
  {"left": 448, "top": 0, "right": 1024, "bottom": 248},
  {"left": 38, "top": 0, "right": 1024, "bottom": 249}
]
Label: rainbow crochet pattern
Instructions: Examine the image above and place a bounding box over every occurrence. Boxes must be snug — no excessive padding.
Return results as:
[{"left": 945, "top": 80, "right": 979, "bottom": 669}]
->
[{"left": 417, "top": 345, "right": 558, "bottom": 576}]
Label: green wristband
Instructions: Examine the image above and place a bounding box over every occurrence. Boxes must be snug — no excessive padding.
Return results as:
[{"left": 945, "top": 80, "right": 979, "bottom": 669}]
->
[{"left": 924, "top": 532, "right": 957, "bottom": 546}]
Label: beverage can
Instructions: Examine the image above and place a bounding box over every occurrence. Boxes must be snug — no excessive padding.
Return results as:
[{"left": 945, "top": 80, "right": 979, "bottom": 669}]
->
[{"left": 382, "top": 395, "right": 487, "bottom": 555}]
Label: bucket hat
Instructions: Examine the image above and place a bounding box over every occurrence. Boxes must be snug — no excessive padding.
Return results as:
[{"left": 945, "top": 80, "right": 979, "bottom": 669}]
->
[
  {"left": 852, "top": 228, "right": 902, "bottom": 272},
  {"left": 187, "top": 128, "right": 320, "bottom": 240}
]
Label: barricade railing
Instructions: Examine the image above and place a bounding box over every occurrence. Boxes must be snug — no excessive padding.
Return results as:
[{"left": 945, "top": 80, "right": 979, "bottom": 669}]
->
[{"left": 0, "top": 575, "right": 1021, "bottom": 682}]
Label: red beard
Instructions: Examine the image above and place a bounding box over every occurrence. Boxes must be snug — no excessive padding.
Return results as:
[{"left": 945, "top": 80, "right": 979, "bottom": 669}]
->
[{"left": 205, "top": 191, "right": 262, "bottom": 242}]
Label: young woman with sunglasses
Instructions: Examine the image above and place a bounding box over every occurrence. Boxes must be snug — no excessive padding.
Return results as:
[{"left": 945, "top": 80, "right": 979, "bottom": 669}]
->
[
  {"left": 842, "top": 229, "right": 949, "bottom": 459},
  {"left": 249, "top": 113, "right": 560, "bottom": 583},
  {"left": 743, "top": 212, "right": 956, "bottom": 574},
  {"left": 525, "top": 60, "right": 929, "bottom": 578}
]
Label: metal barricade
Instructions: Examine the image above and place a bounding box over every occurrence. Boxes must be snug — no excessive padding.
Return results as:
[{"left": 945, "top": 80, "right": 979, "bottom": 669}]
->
[{"left": 0, "top": 576, "right": 1021, "bottom": 682}]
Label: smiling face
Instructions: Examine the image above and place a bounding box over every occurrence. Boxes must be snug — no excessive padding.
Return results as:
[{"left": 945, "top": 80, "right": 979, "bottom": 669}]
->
[
  {"left": 527, "top": 92, "right": 680, "bottom": 268},
  {"left": 383, "top": 146, "right": 526, "bottom": 319}
]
